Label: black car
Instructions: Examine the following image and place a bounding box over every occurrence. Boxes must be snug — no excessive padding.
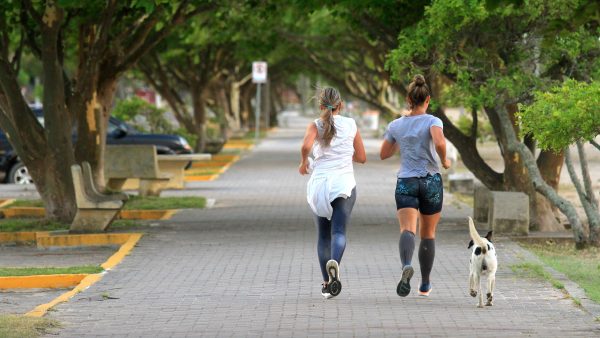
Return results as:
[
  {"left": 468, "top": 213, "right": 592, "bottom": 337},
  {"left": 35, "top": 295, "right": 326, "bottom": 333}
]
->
[{"left": 0, "top": 109, "right": 193, "bottom": 184}]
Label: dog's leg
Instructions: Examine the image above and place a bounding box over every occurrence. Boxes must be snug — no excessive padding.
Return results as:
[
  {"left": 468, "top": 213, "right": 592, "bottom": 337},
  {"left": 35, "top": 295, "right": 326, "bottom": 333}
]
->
[
  {"left": 475, "top": 273, "right": 484, "bottom": 308},
  {"left": 469, "top": 272, "right": 477, "bottom": 297},
  {"left": 486, "top": 274, "right": 495, "bottom": 306}
]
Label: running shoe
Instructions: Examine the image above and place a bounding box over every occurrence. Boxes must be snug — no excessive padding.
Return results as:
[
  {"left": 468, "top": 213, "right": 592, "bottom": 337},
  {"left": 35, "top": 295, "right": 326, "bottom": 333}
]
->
[
  {"left": 396, "top": 265, "right": 414, "bottom": 297},
  {"left": 418, "top": 282, "right": 432, "bottom": 297},
  {"left": 321, "top": 283, "right": 332, "bottom": 299},
  {"left": 326, "top": 260, "right": 342, "bottom": 297}
]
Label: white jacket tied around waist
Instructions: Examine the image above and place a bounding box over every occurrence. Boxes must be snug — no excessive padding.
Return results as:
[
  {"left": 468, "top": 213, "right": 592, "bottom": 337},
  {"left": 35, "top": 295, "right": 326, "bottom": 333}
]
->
[{"left": 307, "top": 115, "right": 357, "bottom": 220}]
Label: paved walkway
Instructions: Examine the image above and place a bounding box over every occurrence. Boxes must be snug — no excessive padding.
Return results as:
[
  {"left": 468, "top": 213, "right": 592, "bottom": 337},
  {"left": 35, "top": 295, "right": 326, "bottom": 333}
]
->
[{"left": 47, "top": 113, "right": 600, "bottom": 337}]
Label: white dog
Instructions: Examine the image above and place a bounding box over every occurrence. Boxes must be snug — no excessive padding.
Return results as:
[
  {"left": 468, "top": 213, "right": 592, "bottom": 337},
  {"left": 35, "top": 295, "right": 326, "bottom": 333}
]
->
[{"left": 467, "top": 217, "right": 497, "bottom": 308}]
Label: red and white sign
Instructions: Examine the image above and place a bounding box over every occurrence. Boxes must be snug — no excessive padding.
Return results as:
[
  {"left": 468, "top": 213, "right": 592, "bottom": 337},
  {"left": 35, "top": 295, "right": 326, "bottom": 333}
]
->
[{"left": 252, "top": 61, "right": 267, "bottom": 83}]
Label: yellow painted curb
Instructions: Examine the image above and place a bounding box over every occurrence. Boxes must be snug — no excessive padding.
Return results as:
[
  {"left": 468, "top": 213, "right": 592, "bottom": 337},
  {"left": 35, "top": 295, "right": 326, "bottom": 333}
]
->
[
  {"left": 185, "top": 174, "right": 218, "bottom": 182},
  {"left": 0, "top": 198, "right": 15, "bottom": 208},
  {"left": 0, "top": 274, "right": 87, "bottom": 289},
  {"left": 36, "top": 233, "right": 132, "bottom": 249},
  {"left": 25, "top": 273, "right": 103, "bottom": 318},
  {"left": 223, "top": 144, "right": 254, "bottom": 150},
  {"left": 1, "top": 207, "right": 45, "bottom": 218},
  {"left": 191, "top": 161, "right": 233, "bottom": 168},
  {"left": 0, "top": 231, "right": 49, "bottom": 243},
  {"left": 101, "top": 233, "right": 142, "bottom": 270},
  {"left": 119, "top": 209, "right": 178, "bottom": 220},
  {"left": 25, "top": 233, "right": 143, "bottom": 317},
  {"left": 212, "top": 154, "right": 240, "bottom": 162}
]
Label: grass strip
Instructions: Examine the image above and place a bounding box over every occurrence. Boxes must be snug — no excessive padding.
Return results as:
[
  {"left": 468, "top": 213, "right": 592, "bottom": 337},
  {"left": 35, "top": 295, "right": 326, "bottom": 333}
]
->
[
  {"left": 519, "top": 241, "right": 600, "bottom": 304},
  {"left": 0, "top": 219, "right": 140, "bottom": 232},
  {"left": 5, "top": 196, "right": 206, "bottom": 211},
  {"left": 3, "top": 199, "right": 44, "bottom": 208},
  {"left": 510, "top": 262, "right": 565, "bottom": 290},
  {"left": 0, "top": 265, "right": 103, "bottom": 277},
  {"left": 123, "top": 196, "right": 206, "bottom": 210},
  {"left": 0, "top": 315, "right": 60, "bottom": 338}
]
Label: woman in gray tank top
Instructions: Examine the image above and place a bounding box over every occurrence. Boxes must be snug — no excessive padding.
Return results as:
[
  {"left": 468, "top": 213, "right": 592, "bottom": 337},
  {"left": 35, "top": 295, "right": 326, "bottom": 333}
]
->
[{"left": 380, "top": 75, "right": 451, "bottom": 297}]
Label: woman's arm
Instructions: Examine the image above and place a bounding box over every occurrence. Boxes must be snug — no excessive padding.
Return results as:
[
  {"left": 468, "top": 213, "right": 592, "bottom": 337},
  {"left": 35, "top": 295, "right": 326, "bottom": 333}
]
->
[
  {"left": 380, "top": 139, "right": 397, "bottom": 160},
  {"left": 430, "top": 126, "right": 451, "bottom": 169},
  {"left": 353, "top": 130, "right": 366, "bottom": 163},
  {"left": 299, "top": 123, "right": 317, "bottom": 175}
]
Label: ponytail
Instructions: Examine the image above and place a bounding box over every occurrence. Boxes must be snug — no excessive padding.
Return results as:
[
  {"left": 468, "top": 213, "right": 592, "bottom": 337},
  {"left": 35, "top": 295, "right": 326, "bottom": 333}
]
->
[{"left": 317, "top": 87, "right": 341, "bottom": 147}]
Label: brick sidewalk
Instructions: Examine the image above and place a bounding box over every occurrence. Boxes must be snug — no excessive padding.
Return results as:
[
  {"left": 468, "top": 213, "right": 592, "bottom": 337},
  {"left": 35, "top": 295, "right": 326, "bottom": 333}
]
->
[{"left": 48, "top": 113, "right": 600, "bottom": 337}]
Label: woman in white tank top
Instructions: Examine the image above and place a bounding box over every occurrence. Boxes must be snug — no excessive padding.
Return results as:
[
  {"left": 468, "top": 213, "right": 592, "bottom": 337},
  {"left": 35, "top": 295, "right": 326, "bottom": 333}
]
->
[{"left": 299, "top": 87, "right": 366, "bottom": 299}]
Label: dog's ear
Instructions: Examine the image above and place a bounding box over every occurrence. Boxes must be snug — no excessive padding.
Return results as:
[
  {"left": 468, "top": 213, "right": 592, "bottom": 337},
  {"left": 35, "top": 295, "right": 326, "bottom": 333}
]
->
[
  {"left": 485, "top": 231, "right": 493, "bottom": 242},
  {"left": 467, "top": 239, "right": 474, "bottom": 249}
]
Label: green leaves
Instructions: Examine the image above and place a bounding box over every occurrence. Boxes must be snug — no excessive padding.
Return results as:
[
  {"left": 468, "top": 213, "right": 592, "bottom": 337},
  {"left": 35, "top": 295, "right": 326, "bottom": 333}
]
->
[{"left": 518, "top": 80, "right": 600, "bottom": 151}]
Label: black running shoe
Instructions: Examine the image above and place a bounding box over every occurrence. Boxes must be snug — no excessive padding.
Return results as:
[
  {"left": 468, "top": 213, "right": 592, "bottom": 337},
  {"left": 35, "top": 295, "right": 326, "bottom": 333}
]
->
[{"left": 396, "top": 265, "right": 414, "bottom": 297}]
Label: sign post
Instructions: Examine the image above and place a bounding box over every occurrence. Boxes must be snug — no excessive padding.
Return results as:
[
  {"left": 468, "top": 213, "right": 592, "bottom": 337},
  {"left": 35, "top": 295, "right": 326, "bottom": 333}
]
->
[{"left": 252, "top": 61, "right": 267, "bottom": 144}]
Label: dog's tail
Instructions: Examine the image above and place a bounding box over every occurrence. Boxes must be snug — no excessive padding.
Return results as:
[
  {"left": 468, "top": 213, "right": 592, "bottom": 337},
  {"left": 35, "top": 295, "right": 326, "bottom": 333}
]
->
[{"left": 468, "top": 217, "right": 487, "bottom": 254}]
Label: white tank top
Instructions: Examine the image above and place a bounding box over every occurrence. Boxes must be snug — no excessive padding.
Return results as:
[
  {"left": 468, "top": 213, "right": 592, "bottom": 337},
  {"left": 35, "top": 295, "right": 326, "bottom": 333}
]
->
[{"left": 306, "top": 115, "right": 357, "bottom": 220}]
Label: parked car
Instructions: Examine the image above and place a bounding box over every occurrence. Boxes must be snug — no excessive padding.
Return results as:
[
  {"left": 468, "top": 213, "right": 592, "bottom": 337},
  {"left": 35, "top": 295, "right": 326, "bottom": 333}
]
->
[{"left": 0, "top": 108, "right": 193, "bottom": 184}]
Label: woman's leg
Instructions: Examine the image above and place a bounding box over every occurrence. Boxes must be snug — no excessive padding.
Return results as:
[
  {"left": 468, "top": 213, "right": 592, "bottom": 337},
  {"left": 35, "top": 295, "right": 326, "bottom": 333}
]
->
[
  {"left": 418, "top": 173, "right": 444, "bottom": 289},
  {"left": 419, "top": 212, "right": 441, "bottom": 285},
  {"left": 397, "top": 208, "right": 418, "bottom": 266},
  {"left": 395, "top": 177, "right": 420, "bottom": 267},
  {"left": 329, "top": 188, "right": 357, "bottom": 263},
  {"left": 314, "top": 215, "right": 331, "bottom": 282}
]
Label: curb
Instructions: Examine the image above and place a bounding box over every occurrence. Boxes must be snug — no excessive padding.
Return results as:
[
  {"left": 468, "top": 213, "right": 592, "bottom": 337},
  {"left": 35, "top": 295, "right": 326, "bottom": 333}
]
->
[
  {"left": 513, "top": 241, "right": 600, "bottom": 319},
  {"left": 1, "top": 207, "right": 179, "bottom": 220},
  {"left": 118, "top": 209, "right": 178, "bottom": 220},
  {"left": 35, "top": 233, "right": 133, "bottom": 249},
  {"left": 0, "top": 274, "right": 87, "bottom": 289},
  {"left": 24, "top": 232, "right": 143, "bottom": 317},
  {"left": 0, "top": 199, "right": 15, "bottom": 208},
  {"left": 0, "top": 231, "right": 49, "bottom": 244}
]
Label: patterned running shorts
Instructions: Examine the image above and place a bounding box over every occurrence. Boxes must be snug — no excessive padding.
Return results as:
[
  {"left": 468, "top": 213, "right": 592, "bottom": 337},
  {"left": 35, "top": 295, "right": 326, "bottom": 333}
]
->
[{"left": 394, "top": 173, "right": 443, "bottom": 215}]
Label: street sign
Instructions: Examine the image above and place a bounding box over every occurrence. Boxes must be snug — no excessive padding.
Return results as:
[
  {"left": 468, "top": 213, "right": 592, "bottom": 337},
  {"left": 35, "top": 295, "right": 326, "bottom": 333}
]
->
[{"left": 252, "top": 61, "right": 267, "bottom": 83}]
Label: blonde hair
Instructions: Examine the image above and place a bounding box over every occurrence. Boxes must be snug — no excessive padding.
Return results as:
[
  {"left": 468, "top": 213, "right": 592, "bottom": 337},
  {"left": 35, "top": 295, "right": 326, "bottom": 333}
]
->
[{"left": 317, "top": 87, "right": 342, "bottom": 147}]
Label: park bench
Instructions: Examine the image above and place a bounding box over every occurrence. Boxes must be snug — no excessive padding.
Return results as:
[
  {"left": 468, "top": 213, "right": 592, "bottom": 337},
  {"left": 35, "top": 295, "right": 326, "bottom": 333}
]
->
[
  {"left": 448, "top": 173, "right": 474, "bottom": 194},
  {"left": 104, "top": 145, "right": 172, "bottom": 197},
  {"left": 486, "top": 191, "right": 529, "bottom": 235},
  {"left": 71, "top": 162, "right": 128, "bottom": 233},
  {"left": 157, "top": 153, "right": 211, "bottom": 189},
  {"left": 473, "top": 183, "right": 490, "bottom": 223}
]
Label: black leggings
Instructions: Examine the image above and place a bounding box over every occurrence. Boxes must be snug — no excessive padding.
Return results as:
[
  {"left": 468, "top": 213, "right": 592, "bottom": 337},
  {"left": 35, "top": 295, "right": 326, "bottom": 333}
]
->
[{"left": 313, "top": 188, "right": 357, "bottom": 281}]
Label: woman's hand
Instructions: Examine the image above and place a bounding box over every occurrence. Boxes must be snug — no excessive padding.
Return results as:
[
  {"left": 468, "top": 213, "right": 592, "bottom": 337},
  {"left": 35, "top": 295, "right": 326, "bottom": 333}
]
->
[
  {"left": 299, "top": 160, "right": 310, "bottom": 175},
  {"left": 442, "top": 158, "right": 451, "bottom": 169}
]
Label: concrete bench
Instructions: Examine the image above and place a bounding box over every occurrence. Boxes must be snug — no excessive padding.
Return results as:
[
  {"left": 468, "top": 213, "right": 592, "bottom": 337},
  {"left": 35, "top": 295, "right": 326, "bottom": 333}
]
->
[
  {"left": 448, "top": 173, "right": 474, "bottom": 194},
  {"left": 487, "top": 191, "right": 529, "bottom": 235},
  {"left": 71, "top": 162, "right": 128, "bottom": 233},
  {"left": 157, "top": 153, "right": 211, "bottom": 189},
  {"left": 105, "top": 145, "right": 172, "bottom": 197},
  {"left": 473, "top": 183, "right": 491, "bottom": 223}
]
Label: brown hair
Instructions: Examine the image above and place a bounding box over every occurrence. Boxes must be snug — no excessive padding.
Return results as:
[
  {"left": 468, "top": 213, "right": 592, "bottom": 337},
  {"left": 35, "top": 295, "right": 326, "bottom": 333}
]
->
[
  {"left": 407, "top": 74, "right": 430, "bottom": 109},
  {"left": 317, "top": 87, "right": 341, "bottom": 147}
]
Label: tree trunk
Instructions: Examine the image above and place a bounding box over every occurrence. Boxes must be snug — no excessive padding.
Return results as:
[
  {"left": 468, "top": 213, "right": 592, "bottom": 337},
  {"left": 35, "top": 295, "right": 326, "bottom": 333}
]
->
[
  {"left": 575, "top": 142, "right": 600, "bottom": 246},
  {"left": 485, "top": 104, "right": 563, "bottom": 231},
  {"left": 429, "top": 107, "right": 504, "bottom": 190},
  {"left": 191, "top": 87, "right": 207, "bottom": 152},
  {"left": 494, "top": 104, "right": 587, "bottom": 248},
  {"left": 38, "top": 2, "right": 76, "bottom": 222},
  {"left": 537, "top": 149, "right": 565, "bottom": 221},
  {"left": 240, "top": 84, "right": 253, "bottom": 130},
  {"left": 29, "top": 157, "right": 77, "bottom": 221}
]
